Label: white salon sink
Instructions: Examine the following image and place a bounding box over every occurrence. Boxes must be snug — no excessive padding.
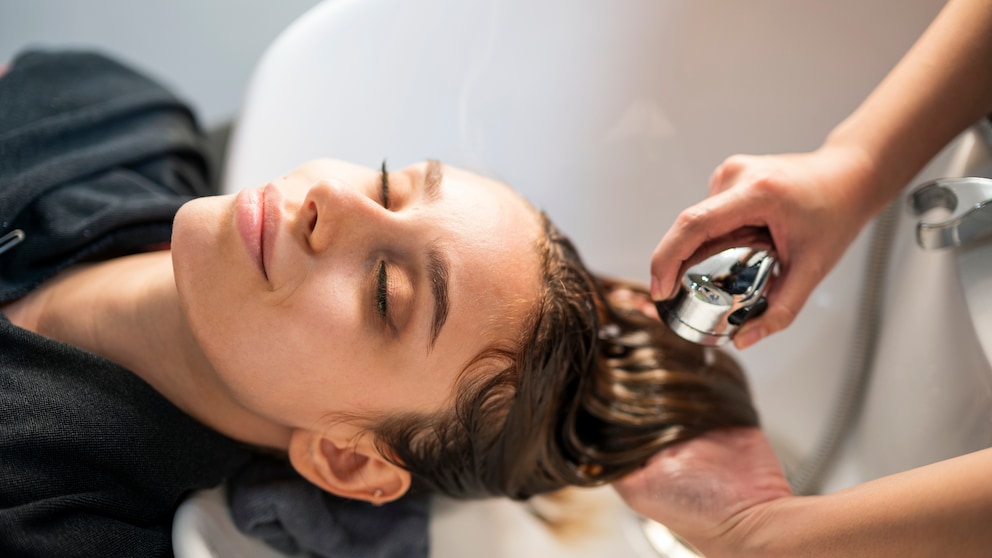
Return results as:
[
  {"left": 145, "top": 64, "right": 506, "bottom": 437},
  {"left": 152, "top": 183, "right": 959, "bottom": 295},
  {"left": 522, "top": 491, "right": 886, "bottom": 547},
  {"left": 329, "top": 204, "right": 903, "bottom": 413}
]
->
[
  {"left": 819, "top": 123, "right": 992, "bottom": 493},
  {"left": 953, "top": 124, "right": 992, "bottom": 363},
  {"left": 959, "top": 242, "right": 992, "bottom": 363}
]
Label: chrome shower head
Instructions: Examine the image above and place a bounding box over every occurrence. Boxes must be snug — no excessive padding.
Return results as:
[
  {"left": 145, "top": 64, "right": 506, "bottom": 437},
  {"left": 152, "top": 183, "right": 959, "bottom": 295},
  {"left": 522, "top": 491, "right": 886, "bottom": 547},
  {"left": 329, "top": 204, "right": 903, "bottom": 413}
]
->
[{"left": 656, "top": 246, "right": 778, "bottom": 346}]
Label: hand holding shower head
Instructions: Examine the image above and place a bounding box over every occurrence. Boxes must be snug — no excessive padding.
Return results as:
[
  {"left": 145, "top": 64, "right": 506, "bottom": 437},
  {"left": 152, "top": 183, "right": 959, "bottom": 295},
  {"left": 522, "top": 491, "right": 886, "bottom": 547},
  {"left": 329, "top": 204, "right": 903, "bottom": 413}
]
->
[{"left": 656, "top": 245, "right": 778, "bottom": 346}]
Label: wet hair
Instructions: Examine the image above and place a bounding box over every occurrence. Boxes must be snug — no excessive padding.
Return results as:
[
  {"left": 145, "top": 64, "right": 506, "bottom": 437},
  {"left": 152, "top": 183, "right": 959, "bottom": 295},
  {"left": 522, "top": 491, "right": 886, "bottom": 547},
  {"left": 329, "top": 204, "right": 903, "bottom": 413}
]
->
[{"left": 371, "top": 213, "right": 758, "bottom": 499}]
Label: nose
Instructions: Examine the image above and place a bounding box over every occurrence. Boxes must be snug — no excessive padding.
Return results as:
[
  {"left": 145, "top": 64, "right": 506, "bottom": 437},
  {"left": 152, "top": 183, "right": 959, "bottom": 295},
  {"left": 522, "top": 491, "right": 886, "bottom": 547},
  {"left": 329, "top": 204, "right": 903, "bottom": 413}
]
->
[{"left": 303, "top": 179, "right": 393, "bottom": 254}]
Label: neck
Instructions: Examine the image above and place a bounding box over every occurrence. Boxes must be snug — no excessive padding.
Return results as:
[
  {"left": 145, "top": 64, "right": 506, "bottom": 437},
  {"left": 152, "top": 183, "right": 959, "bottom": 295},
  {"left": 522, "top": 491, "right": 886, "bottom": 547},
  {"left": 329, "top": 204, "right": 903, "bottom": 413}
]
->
[{"left": 2, "top": 251, "right": 291, "bottom": 450}]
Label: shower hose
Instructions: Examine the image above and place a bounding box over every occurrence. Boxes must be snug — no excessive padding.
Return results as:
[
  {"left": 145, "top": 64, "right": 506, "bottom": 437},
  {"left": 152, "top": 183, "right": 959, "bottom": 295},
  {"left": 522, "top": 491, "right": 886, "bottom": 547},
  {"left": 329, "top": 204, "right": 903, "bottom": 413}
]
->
[{"left": 786, "top": 200, "right": 899, "bottom": 495}]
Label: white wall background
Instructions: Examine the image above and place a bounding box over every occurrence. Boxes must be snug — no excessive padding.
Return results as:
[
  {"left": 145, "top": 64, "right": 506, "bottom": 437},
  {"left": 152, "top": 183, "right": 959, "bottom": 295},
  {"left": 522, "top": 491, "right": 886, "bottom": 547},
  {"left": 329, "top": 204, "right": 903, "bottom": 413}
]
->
[{"left": 0, "top": 0, "right": 323, "bottom": 128}]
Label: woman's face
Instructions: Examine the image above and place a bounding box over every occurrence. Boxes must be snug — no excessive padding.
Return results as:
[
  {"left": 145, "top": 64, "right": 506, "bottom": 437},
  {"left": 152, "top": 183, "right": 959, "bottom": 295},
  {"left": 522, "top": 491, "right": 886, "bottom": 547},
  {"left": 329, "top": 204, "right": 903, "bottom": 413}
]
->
[{"left": 172, "top": 159, "right": 542, "bottom": 429}]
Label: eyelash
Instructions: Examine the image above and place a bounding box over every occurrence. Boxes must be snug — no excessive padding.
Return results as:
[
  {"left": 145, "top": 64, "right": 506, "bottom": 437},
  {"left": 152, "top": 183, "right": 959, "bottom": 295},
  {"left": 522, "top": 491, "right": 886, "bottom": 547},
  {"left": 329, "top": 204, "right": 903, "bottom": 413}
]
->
[
  {"left": 376, "top": 261, "right": 389, "bottom": 321},
  {"left": 376, "top": 159, "right": 390, "bottom": 323},
  {"left": 380, "top": 159, "right": 390, "bottom": 209}
]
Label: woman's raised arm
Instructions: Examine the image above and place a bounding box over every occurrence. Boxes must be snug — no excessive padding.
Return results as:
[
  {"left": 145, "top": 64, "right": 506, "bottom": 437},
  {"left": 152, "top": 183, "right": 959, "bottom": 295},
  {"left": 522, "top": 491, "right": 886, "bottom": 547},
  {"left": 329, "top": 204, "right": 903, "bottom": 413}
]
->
[{"left": 651, "top": 0, "right": 992, "bottom": 349}]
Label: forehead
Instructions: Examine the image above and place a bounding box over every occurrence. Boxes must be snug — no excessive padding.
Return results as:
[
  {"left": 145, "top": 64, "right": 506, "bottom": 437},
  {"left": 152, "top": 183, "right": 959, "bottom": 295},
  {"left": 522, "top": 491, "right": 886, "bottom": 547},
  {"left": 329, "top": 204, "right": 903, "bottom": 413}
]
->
[{"left": 433, "top": 163, "right": 544, "bottom": 344}]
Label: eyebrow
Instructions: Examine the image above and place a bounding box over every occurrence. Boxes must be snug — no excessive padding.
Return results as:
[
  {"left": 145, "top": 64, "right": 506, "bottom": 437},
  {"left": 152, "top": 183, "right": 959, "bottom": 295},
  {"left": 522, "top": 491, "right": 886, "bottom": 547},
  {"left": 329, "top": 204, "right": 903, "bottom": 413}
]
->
[
  {"left": 423, "top": 159, "right": 449, "bottom": 351},
  {"left": 426, "top": 245, "right": 450, "bottom": 351}
]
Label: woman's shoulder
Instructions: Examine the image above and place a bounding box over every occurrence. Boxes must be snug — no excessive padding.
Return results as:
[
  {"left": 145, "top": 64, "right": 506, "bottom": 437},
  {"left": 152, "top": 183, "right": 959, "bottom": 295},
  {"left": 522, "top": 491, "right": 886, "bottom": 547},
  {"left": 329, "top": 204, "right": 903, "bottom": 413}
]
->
[{"left": 0, "top": 316, "right": 253, "bottom": 556}]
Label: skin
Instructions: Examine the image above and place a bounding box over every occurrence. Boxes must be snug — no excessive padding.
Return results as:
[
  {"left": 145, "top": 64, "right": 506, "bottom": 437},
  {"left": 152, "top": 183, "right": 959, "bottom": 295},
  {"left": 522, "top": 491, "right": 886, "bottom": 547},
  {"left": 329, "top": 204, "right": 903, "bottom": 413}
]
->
[
  {"left": 3, "top": 159, "right": 543, "bottom": 503},
  {"left": 173, "top": 159, "right": 541, "bottom": 431},
  {"left": 618, "top": 0, "right": 992, "bottom": 555}
]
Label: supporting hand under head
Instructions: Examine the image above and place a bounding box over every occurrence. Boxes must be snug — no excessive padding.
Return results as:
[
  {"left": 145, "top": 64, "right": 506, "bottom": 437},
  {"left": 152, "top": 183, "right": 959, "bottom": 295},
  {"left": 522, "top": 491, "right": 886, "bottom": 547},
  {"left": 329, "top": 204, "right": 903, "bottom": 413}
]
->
[{"left": 613, "top": 427, "right": 790, "bottom": 556}]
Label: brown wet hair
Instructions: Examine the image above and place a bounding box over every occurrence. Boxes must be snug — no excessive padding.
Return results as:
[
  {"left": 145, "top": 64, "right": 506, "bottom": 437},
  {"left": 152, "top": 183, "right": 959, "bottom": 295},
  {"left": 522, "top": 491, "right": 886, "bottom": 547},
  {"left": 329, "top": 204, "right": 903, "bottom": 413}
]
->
[{"left": 371, "top": 213, "right": 758, "bottom": 499}]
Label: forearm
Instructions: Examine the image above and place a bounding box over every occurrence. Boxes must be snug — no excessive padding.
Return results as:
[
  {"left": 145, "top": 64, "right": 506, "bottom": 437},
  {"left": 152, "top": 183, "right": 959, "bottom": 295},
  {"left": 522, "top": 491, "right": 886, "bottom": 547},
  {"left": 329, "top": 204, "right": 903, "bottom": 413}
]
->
[
  {"left": 825, "top": 0, "right": 992, "bottom": 217},
  {"left": 722, "top": 447, "right": 992, "bottom": 557}
]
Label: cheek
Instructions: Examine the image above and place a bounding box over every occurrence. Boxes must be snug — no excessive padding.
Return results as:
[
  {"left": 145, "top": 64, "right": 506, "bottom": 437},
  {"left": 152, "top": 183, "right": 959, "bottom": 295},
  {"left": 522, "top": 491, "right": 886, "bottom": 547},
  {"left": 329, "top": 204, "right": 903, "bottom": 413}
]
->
[
  {"left": 202, "top": 312, "right": 337, "bottom": 424},
  {"left": 220, "top": 295, "right": 337, "bottom": 368},
  {"left": 212, "top": 288, "right": 356, "bottom": 404}
]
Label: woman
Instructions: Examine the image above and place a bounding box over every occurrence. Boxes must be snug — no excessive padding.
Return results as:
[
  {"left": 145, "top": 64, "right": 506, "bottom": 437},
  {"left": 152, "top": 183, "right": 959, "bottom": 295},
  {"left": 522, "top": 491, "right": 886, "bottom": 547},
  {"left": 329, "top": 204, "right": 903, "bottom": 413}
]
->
[{"left": 0, "top": 50, "right": 757, "bottom": 556}]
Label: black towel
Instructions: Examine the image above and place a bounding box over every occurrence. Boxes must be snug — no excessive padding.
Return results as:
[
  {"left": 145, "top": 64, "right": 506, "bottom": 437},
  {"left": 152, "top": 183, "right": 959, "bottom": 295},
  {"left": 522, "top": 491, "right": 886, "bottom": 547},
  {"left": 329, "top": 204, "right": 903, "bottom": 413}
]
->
[{"left": 0, "top": 50, "right": 210, "bottom": 302}]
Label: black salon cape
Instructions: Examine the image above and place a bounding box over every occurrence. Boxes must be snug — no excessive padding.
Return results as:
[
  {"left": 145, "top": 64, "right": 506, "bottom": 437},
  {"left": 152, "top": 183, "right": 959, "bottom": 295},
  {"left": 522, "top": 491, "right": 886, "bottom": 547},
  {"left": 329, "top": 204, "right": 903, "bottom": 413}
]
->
[{"left": 0, "top": 51, "right": 254, "bottom": 557}]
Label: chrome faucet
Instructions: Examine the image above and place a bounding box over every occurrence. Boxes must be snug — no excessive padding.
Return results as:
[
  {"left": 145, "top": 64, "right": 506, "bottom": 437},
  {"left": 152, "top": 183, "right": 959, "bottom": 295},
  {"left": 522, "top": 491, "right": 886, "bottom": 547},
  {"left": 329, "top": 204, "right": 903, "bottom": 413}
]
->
[{"left": 911, "top": 177, "right": 992, "bottom": 250}]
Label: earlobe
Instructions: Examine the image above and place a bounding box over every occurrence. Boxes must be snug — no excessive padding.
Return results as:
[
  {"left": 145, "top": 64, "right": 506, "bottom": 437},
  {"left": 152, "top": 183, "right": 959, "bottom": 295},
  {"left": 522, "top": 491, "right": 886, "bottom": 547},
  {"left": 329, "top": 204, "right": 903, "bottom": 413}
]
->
[{"left": 287, "top": 428, "right": 411, "bottom": 504}]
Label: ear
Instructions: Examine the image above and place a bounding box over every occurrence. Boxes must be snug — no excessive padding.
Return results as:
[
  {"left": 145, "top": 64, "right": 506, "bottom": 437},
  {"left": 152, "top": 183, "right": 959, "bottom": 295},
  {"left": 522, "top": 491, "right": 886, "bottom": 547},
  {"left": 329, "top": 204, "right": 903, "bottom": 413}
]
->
[{"left": 288, "top": 428, "right": 412, "bottom": 504}]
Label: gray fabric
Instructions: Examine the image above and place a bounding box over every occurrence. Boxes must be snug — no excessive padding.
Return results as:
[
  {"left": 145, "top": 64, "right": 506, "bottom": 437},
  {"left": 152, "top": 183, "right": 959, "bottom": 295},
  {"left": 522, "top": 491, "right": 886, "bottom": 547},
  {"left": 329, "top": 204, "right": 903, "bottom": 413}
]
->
[{"left": 228, "top": 457, "right": 430, "bottom": 558}]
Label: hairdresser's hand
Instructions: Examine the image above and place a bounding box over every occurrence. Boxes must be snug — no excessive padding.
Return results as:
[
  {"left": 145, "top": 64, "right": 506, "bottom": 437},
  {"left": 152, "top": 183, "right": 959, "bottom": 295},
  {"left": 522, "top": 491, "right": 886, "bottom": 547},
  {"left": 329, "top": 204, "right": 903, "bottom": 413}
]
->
[
  {"left": 613, "top": 427, "right": 792, "bottom": 556},
  {"left": 651, "top": 144, "right": 879, "bottom": 349}
]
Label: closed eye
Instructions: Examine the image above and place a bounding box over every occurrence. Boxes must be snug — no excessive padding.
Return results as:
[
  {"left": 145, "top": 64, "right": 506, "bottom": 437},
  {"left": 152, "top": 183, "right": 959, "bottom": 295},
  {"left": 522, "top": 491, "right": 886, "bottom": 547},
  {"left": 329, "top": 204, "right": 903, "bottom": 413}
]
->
[
  {"left": 380, "top": 159, "right": 390, "bottom": 209},
  {"left": 376, "top": 260, "right": 389, "bottom": 321}
]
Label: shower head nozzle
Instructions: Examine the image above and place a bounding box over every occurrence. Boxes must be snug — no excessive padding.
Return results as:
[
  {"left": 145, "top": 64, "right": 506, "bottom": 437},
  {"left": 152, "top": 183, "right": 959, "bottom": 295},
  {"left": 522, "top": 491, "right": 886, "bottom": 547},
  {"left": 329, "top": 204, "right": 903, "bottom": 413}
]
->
[{"left": 656, "top": 246, "right": 777, "bottom": 346}]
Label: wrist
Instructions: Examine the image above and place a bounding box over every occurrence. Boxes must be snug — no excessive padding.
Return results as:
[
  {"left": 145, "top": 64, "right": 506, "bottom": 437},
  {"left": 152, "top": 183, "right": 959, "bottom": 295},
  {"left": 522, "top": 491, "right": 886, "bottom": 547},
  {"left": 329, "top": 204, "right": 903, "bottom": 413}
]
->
[
  {"left": 677, "top": 496, "right": 803, "bottom": 558},
  {"left": 818, "top": 131, "right": 898, "bottom": 223},
  {"left": 698, "top": 495, "right": 821, "bottom": 558}
]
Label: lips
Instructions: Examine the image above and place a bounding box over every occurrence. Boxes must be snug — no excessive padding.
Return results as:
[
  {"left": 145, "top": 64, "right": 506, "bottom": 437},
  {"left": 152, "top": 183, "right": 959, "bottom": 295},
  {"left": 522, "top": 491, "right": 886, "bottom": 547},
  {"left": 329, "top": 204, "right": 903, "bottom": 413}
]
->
[
  {"left": 235, "top": 187, "right": 267, "bottom": 279},
  {"left": 260, "top": 184, "right": 282, "bottom": 281}
]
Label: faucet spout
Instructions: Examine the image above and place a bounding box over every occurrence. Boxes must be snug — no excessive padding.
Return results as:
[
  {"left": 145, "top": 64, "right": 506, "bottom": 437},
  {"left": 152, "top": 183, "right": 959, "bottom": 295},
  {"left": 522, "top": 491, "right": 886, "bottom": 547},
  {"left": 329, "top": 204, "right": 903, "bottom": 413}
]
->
[{"left": 911, "top": 177, "right": 992, "bottom": 250}]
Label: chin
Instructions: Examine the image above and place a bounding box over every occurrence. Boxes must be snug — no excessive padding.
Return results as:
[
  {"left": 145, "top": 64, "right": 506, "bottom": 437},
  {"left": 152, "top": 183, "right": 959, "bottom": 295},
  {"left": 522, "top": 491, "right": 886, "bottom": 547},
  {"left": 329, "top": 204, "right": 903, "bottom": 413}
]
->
[{"left": 171, "top": 197, "right": 239, "bottom": 320}]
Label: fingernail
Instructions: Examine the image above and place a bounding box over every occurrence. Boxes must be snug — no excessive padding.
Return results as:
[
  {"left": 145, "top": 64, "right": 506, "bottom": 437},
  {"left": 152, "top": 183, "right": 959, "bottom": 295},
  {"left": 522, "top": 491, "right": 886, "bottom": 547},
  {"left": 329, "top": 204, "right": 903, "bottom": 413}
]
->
[
  {"left": 650, "top": 276, "right": 661, "bottom": 300},
  {"left": 734, "top": 326, "right": 765, "bottom": 349}
]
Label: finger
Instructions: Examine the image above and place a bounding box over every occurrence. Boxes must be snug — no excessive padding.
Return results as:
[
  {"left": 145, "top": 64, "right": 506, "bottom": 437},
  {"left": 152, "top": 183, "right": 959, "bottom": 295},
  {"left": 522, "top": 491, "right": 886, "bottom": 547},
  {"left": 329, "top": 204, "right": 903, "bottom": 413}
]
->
[
  {"left": 651, "top": 192, "right": 773, "bottom": 299},
  {"left": 685, "top": 227, "right": 774, "bottom": 269},
  {"left": 708, "top": 154, "right": 754, "bottom": 195},
  {"left": 660, "top": 226, "right": 773, "bottom": 303},
  {"left": 732, "top": 261, "right": 818, "bottom": 349}
]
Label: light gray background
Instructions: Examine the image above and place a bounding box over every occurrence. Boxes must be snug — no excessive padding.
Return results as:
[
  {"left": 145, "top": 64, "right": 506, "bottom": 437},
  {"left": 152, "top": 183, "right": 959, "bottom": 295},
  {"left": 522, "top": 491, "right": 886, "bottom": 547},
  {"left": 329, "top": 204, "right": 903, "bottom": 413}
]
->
[{"left": 0, "top": 0, "right": 324, "bottom": 127}]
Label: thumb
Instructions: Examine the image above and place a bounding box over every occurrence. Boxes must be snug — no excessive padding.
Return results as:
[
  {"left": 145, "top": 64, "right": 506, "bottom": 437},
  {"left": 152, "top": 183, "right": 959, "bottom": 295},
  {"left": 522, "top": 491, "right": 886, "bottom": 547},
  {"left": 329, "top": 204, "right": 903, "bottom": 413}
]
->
[
  {"left": 732, "top": 264, "right": 813, "bottom": 349},
  {"left": 732, "top": 312, "right": 779, "bottom": 350}
]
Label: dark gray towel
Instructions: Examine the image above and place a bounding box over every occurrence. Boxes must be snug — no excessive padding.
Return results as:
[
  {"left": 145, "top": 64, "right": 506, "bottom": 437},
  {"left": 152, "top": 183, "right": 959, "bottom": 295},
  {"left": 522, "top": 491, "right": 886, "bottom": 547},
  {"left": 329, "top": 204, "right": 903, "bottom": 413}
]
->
[{"left": 228, "top": 456, "right": 430, "bottom": 558}]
